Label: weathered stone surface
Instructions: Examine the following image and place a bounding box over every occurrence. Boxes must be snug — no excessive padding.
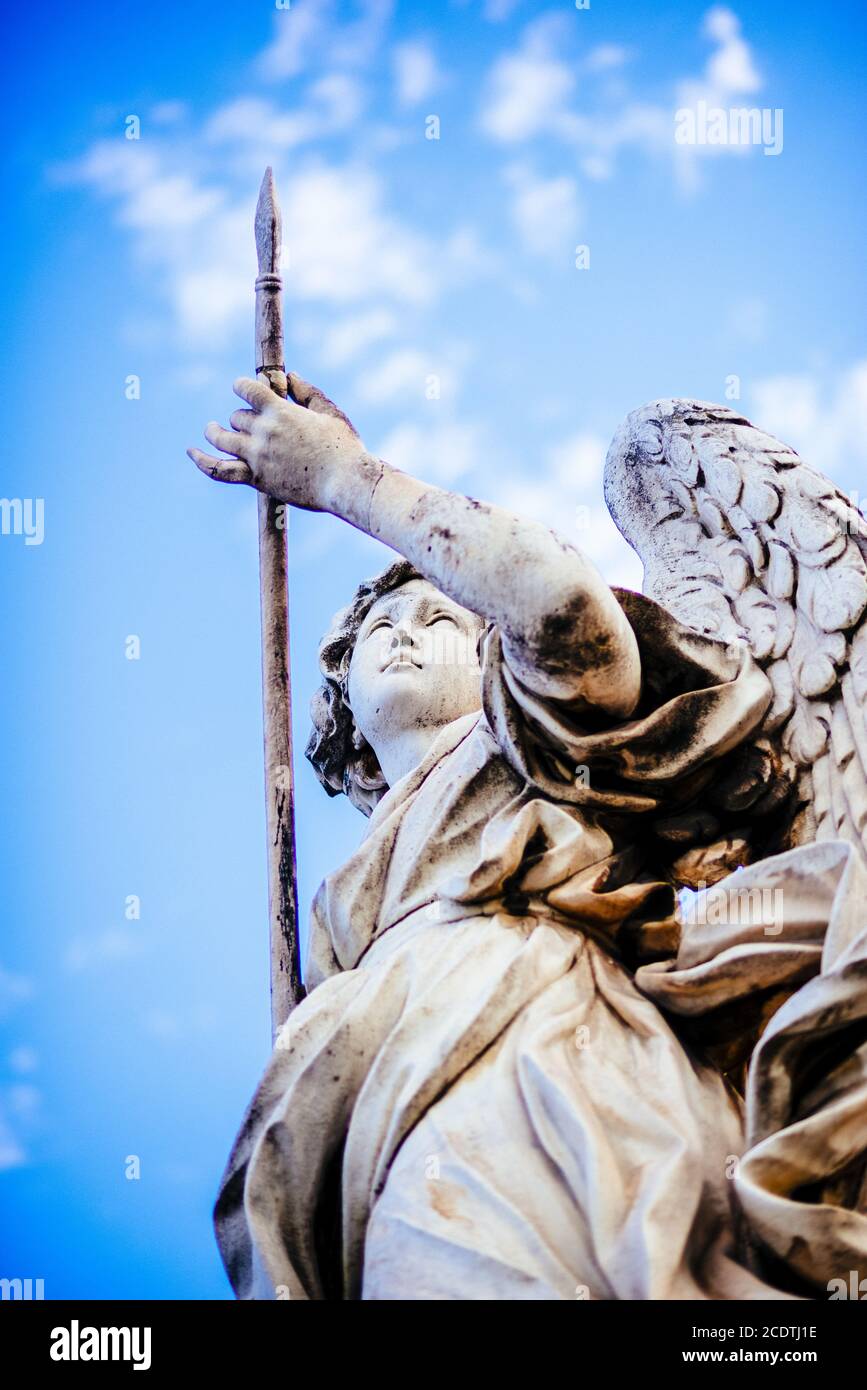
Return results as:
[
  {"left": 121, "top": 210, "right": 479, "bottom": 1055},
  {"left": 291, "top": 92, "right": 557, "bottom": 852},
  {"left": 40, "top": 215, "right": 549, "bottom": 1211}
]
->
[{"left": 192, "top": 387, "right": 867, "bottom": 1300}]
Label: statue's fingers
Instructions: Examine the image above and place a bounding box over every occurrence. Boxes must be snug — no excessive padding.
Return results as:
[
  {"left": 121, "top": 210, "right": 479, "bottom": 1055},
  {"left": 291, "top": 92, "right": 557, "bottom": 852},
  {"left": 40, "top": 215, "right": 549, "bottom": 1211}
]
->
[
  {"left": 287, "top": 372, "right": 344, "bottom": 420},
  {"left": 187, "top": 447, "right": 253, "bottom": 485},
  {"left": 286, "top": 372, "right": 320, "bottom": 407},
  {"left": 204, "top": 421, "right": 249, "bottom": 458},
  {"left": 229, "top": 409, "right": 257, "bottom": 434},
  {"left": 233, "top": 376, "right": 281, "bottom": 412}
]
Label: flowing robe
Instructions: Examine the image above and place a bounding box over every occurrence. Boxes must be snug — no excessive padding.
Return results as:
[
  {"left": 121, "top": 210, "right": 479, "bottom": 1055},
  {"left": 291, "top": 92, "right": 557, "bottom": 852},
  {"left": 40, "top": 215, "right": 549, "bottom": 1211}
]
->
[{"left": 216, "top": 591, "right": 867, "bottom": 1300}]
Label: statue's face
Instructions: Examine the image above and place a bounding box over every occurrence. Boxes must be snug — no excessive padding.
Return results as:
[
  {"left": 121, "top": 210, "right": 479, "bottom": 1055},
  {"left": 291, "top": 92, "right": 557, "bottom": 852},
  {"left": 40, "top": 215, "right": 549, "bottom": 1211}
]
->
[{"left": 347, "top": 578, "right": 483, "bottom": 751}]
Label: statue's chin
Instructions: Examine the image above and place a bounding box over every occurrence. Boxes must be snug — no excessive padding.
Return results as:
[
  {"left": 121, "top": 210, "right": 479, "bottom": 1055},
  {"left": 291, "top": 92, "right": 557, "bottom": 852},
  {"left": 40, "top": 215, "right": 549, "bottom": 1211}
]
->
[{"left": 352, "top": 660, "right": 483, "bottom": 772}]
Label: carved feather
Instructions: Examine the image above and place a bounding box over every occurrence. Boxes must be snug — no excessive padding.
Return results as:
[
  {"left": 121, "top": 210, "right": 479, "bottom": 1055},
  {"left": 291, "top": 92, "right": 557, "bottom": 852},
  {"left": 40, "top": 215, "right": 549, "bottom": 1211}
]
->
[{"left": 604, "top": 399, "right": 867, "bottom": 874}]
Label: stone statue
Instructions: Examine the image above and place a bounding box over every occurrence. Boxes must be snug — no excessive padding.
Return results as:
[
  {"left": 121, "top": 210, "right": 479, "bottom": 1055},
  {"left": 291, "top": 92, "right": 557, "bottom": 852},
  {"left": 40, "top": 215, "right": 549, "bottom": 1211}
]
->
[{"left": 188, "top": 381, "right": 867, "bottom": 1300}]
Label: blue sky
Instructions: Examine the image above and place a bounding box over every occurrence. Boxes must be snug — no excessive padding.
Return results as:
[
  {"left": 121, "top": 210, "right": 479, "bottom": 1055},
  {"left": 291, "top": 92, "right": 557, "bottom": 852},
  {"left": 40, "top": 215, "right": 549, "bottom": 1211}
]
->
[{"left": 2, "top": 0, "right": 866, "bottom": 1299}]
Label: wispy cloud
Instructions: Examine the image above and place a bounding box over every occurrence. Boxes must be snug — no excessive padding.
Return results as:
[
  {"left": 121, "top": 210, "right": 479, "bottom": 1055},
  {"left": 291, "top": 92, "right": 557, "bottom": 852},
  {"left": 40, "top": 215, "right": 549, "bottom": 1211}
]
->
[
  {"left": 748, "top": 360, "right": 867, "bottom": 487},
  {"left": 674, "top": 6, "right": 766, "bottom": 189},
  {"left": 58, "top": 3, "right": 772, "bottom": 364},
  {"left": 483, "top": 0, "right": 523, "bottom": 23},
  {"left": 60, "top": 144, "right": 454, "bottom": 346},
  {"left": 300, "top": 308, "right": 400, "bottom": 368},
  {"left": 56, "top": 0, "right": 477, "bottom": 359},
  {"left": 585, "top": 44, "right": 630, "bottom": 74},
  {"left": 255, "top": 0, "right": 394, "bottom": 82},
  {"left": 354, "top": 348, "right": 457, "bottom": 406},
  {"left": 0, "top": 1084, "right": 41, "bottom": 1173},
  {"left": 0, "top": 963, "right": 33, "bottom": 1018},
  {"left": 478, "top": 7, "right": 767, "bottom": 186},
  {"left": 54, "top": 0, "right": 799, "bottom": 583},
  {"left": 504, "top": 162, "right": 581, "bottom": 258},
  {"left": 480, "top": 14, "right": 578, "bottom": 144},
  {"left": 64, "top": 929, "right": 145, "bottom": 973},
  {"left": 0, "top": 1106, "right": 27, "bottom": 1171},
  {"left": 374, "top": 417, "right": 487, "bottom": 486},
  {"left": 141, "top": 1003, "right": 219, "bottom": 1041},
  {"left": 393, "top": 40, "right": 441, "bottom": 107},
  {"left": 8, "top": 1046, "right": 38, "bottom": 1074},
  {"left": 205, "top": 78, "right": 364, "bottom": 149},
  {"left": 701, "top": 6, "right": 760, "bottom": 93},
  {"left": 495, "top": 432, "right": 644, "bottom": 589}
]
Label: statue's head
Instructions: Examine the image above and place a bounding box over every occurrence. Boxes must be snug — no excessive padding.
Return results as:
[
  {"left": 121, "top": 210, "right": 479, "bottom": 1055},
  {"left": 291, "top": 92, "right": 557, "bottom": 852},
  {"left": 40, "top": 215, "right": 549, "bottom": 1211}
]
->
[{"left": 306, "top": 559, "right": 485, "bottom": 814}]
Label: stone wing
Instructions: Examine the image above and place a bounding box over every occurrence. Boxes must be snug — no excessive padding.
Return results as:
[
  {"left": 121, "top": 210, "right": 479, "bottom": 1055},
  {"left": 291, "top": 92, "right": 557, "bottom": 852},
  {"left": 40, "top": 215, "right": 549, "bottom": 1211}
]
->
[{"left": 604, "top": 398, "right": 867, "bottom": 880}]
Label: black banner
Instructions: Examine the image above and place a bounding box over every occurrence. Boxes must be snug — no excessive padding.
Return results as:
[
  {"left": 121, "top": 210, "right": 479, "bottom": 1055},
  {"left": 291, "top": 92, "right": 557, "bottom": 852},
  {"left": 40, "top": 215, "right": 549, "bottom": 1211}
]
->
[{"left": 1, "top": 1297, "right": 863, "bottom": 1375}]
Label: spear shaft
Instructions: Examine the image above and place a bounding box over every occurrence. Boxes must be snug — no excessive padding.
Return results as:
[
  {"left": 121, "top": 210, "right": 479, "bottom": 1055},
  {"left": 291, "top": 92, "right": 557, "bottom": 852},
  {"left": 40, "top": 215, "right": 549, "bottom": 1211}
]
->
[{"left": 254, "top": 167, "right": 302, "bottom": 1037}]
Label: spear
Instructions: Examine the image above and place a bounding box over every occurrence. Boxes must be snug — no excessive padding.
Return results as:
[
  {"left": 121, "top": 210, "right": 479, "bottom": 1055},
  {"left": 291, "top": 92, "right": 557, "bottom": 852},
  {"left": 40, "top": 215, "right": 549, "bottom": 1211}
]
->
[{"left": 253, "top": 167, "right": 303, "bottom": 1037}]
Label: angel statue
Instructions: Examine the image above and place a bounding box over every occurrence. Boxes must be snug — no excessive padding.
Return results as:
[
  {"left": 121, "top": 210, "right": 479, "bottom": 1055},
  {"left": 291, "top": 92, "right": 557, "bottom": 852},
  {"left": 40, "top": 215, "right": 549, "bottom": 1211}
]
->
[{"left": 188, "top": 379, "right": 867, "bottom": 1302}]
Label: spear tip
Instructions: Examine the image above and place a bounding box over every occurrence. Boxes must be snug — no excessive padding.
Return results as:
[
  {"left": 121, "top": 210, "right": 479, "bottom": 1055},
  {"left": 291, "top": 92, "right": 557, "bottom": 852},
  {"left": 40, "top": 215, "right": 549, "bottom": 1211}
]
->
[{"left": 255, "top": 166, "right": 282, "bottom": 275}]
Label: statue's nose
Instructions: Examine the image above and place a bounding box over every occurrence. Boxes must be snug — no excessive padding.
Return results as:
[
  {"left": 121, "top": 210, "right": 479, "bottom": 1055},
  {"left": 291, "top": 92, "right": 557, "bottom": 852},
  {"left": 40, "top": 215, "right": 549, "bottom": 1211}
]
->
[{"left": 388, "top": 624, "right": 420, "bottom": 662}]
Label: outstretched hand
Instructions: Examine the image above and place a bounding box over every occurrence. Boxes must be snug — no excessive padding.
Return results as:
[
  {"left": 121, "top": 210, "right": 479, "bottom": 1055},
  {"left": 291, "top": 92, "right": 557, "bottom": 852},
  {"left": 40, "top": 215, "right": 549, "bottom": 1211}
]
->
[{"left": 187, "top": 373, "right": 366, "bottom": 512}]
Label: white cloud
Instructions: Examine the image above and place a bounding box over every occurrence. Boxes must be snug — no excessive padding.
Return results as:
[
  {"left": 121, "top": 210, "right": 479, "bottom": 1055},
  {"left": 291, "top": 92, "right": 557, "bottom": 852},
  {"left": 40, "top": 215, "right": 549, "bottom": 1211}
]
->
[
  {"left": 361, "top": 418, "right": 642, "bottom": 586},
  {"left": 57, "top": 0, "right": 477, "bottom": 352},
  {"left": 62, "top": 143, "right": 449, "bottom": 345},
  {"left": 0, "top": 1109, "right": 26, "bottom": 1171},
  {"left": 546, "top": 432, "right": 609, "bottom": 490},
  {"left": 748, "top": 360, "right": 867, "bottom": 488},
  {"left": 375, "top": 419, "right": 485, "bottom": 484},
  {"left": 393, "top": 41, "right": 440, "bottom": 106},
  {"left": 492, "top": 363, "right": 867, "bottom": 595},
  {"left": 7, "top": 1084, "right": 39, "bottom": 1118},
  {"left": 0, "top": 964, "right": 33, "bottom": 1017},
  {"left": 142, "top": 1003, "right": 219, "bottom": 1040},
  {"left": 281, "top": 164, "right": 437, "bottom": 308},
  {"left": 480, "top": 15, "right": 576, "bottom": 142},
  {"left": 61, "top": 143, "right": 225, "bottom": 229},
  {"left": 151, "top": 100, "right": 188, "bottom": 126},
  {"left": 483, "top": 0, "right": 522, "bottom": 21},
  {"left": 325, "top": 0, "right": 395, "bottom": 70},
  {"left": 122, "top": 172, "right": 225, "bottom": 232},
  {"left": 257, "top": 0, "right": 394, "bottom": 81},
  {"left": 256, "top": 0, "right": 332, "bottom": 81},
  {"left": 479, "top": 7, "right": 766, "bottom": 190},
  {"left": 478, "top": 15, "right": 669, "bottom": 171},
  {"left": 8, "top": 1046, "right": 38, "bottom": 1074},
  {"left": 307, "top": 308, "right": 399, "bottom": 367},
  {"left": 703, "top": 6, "right": 760, "bottom": 91},
  {"left": 585, "top": 45, "right": 629, "bottom": 73},
  {"left": 504, "top": 162, "right": 581, "bottom": 258},
  {"left": 580, "top": 154, "right": 612, "bottom": 181},
  {"left": 64, "top": 929, "right": 145, "bottom": 973},
  {"left": 496, "top": 432, "right": 645, "bottom": 589},
  {"left": 0, "top": 1084, "right": 40, "bottom": 1172},
  {"left": 354, "top": 349, "right": 451, "bottom": 405},
  {"left": 206, "top": 76, "right": 364, "bottom": 148},
  {"left": 674, "top": 7, "right": 765, "bottom": 189}
]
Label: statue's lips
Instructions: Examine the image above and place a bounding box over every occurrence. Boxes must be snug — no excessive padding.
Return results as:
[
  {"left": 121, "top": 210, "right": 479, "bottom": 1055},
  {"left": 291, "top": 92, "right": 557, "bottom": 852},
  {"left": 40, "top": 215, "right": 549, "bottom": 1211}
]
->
[{"left": 382, "top": 657, "right": 422, "bottom": 673}]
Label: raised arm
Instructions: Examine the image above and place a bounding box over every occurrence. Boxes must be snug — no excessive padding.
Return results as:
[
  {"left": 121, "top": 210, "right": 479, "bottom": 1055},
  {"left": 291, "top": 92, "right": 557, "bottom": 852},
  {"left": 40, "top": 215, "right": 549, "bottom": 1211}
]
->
[{"left": 188, "top": 375, "right": 641, "bottom": 718}]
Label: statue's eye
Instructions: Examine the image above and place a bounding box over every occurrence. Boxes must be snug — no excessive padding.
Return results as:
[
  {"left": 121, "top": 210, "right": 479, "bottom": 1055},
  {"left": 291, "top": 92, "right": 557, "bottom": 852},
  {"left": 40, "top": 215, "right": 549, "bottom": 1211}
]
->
[
  {"left": 427, "top": 612, "right": 459, "bottom": 628},
  {"left": 367, "top": 618, "right": 393, "bottom": 636}
]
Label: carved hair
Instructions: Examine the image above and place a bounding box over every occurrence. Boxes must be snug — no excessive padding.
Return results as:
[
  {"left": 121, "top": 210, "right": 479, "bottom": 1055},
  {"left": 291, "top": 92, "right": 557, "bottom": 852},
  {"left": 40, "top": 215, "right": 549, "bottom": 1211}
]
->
[{"left": 305, "top": 558, "right": 421, "bottom": 816}]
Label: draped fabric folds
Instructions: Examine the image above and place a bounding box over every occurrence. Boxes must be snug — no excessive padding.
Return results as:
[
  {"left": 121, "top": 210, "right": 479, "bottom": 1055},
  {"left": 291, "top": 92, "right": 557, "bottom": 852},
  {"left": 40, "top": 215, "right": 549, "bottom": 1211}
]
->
[{"left": 215, "top": 592, "right": 867, "bottom": 1300}]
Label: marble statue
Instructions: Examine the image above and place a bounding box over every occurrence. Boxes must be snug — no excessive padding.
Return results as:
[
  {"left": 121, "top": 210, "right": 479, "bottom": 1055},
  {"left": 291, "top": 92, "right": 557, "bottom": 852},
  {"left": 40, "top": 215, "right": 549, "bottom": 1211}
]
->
[{"left": 188, "top": 381, "right": 867, "bottom": 1300}]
